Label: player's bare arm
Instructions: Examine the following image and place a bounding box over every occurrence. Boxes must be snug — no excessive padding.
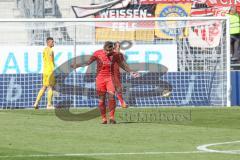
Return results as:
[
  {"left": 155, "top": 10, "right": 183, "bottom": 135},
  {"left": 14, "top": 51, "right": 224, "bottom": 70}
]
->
[
  {"left": 115, "top": 54, "right": 140, "bottom": 78},
  {"left": 71, "top": 55, "right": 97, "bottom": 69}
]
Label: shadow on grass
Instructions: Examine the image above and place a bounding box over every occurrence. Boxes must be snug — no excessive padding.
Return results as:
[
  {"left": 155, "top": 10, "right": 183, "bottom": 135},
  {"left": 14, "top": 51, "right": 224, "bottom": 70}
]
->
[{"left": 0, "top": 147, "right": 99, "bottom": 160}]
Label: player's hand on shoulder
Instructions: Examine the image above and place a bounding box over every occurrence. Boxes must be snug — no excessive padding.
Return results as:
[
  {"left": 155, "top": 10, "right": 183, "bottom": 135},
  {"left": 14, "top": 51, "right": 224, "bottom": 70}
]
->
[
  {"left": 70, "top": 63, "right": 77, "bottom": 69},
  {"left": 130, "top": 71, "right": 140, "bottom": 78}
]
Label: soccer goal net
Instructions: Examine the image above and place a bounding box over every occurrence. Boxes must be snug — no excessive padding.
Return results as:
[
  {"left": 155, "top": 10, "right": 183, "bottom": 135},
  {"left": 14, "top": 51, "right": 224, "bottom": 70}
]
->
[{"left": 0, "top": 17, "right": 230, "bottom": 108}]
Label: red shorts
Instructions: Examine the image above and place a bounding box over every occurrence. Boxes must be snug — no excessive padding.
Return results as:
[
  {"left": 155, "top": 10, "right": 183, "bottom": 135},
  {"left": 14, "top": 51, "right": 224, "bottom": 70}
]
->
[{"left": 96, "top": 76, "right": 115, "bottom": 96}]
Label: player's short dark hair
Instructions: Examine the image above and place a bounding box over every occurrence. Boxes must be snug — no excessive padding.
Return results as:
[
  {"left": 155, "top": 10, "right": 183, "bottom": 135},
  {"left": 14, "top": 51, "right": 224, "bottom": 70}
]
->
[
  {"left": 114, "top": 41, "right": 120, "bottom": 45},
  {"left": 46, "top": 37, "right": 54, "bottom": 41},
  {"left": 114, "top": 41, "right": 120, "bottom": 47},
  {"left": 104, "top": 41, "right": 114, "bottom": 50}
]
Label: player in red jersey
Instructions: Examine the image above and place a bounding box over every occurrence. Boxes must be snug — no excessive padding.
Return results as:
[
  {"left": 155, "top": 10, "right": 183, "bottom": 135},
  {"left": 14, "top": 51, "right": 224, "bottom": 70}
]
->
[
  {"left": 113, "top": 41, "right": 128, "bottom": 108},
  {"left": 71, "top": 41, "right": 139, "bottom": 124}
]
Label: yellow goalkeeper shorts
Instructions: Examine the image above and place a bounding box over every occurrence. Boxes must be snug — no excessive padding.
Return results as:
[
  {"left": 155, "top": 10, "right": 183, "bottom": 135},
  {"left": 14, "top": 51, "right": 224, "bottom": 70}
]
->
[{"left": 43, "top": 72, "right": 56, "bottom": 87}]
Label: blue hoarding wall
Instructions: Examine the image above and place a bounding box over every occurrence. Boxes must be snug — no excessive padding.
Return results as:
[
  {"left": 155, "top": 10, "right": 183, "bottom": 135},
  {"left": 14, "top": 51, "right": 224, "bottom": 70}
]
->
[
  {"left": 0, "top": 72, "right": 227, "bottom": 108},
  {"left": 231, "top": 71, "right": 240, "bottom": 106}
]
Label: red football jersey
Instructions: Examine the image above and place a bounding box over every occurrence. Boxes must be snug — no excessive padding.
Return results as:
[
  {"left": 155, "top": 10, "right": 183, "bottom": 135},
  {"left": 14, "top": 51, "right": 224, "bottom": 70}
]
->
[
  {"left": 112, "top": 52, "right": 125, "bottom": 79},
  {"left": 87, "top": 49, "right": 119, "bottom": 77}
]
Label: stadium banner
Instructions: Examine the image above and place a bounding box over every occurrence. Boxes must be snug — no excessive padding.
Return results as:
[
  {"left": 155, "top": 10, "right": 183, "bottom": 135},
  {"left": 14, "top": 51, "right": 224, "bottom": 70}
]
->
[
  {"left": 95, "top": 28, "right": 135, "bottom": 41},
  {"left": 188, "top": 21, "right": 222, "bottom": 48},
  {"left": 95, "top": 4, "right": 155, "bottom": 41},
  {"left": 0, "top": 72, "right": 225, "bottom": 107},
  {"left": 72, "top": 0, "right": 132, "bottom": 18},
  {"left": 211, "top": 6, "right": 231, "bottom": 16},
  {"left": 0, "top": 44, "right": 178, "bottom": 74},
  {"left": 140, "top": 0, "right": 192, "bottom": 4},
  {"left": 206, "top": 0, "right": 240, "bottom": 7},
  {"left": 194, "top": 0, "right": 240, "bottom": 16},
  {"left": 95, "top": 4, "right": 154, "bottom": 18},
  {"left": 191, "top": 0, "right": 214, "bottom": 17},
  {"left": 154, "top": 3, "right": 192, "bottom": 39}
]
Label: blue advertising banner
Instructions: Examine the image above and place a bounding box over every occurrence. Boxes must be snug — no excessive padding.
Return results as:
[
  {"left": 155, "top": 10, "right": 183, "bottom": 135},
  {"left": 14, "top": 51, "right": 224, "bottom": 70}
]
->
[
  {"left": 0, "top": 72, "right": 225, "bottom": 108},
  {"left": 231, "top": 71, "right": 240, "bottom": 106}
]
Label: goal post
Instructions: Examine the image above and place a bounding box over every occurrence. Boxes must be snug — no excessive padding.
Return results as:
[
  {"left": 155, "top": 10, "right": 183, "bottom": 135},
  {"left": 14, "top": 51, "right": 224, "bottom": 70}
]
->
[{"left": 0, "top": 17, "right": 231, "bottom": 108}]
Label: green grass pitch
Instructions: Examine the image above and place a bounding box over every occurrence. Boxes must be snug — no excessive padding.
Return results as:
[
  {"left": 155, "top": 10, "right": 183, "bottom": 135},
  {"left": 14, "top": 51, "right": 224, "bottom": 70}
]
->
[{"left": 0, "top": 107, "right": 240, "bottom": 160}]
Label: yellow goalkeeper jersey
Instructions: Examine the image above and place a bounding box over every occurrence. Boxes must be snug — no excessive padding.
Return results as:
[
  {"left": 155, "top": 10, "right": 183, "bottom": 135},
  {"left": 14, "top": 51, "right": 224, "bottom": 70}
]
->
[
  {"left": 42, "top": 47, "right": 55, "bottom": 86},
  {"left": 43, "top": 47, "right": 54, "bottom": 74}
]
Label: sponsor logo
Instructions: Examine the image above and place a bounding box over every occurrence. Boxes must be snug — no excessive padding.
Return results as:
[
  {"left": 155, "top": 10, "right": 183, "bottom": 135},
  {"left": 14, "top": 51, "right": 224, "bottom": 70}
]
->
[{"left": 157, "top": 6, "right": 188, "bottom": 37}]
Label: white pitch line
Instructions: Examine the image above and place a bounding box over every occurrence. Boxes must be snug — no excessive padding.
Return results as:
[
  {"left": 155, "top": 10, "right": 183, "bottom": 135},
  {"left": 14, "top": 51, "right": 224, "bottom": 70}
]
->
[
  {"left": 197, "top": 141, "right": 240, "bottom": 154},
  {"left": 0, "top": 151, "right": 205, "bottom": 158}
]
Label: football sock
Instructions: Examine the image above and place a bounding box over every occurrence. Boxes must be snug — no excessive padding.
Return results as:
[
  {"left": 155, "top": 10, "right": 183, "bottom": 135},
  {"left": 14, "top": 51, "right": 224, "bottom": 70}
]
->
[
  {"left": 35, "top": 88, "right": 45, "bottom": 105},
  {"left": 47, "top": 88, "right": 53, "bottom": 106},
  {"left": 116, "top": 93, "right": 124, "bottom": 105},
  {"left": 98, "top": 100, "right": 107, "bottom": 121},
  {"left": 108, "top": 98, "right": 116, "bottom": 120}
]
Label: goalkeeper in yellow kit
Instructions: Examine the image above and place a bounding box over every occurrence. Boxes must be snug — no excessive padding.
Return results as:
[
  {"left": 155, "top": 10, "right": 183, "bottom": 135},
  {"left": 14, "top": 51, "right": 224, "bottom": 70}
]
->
[{"left": 34, "top": 37, "right": 55, "bottom": 109}]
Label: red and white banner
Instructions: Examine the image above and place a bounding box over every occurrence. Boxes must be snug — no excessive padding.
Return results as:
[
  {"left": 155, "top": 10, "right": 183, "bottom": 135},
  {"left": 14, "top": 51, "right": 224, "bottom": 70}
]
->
[
  {"left": 212, "top": 6, "right": 231, "bottom": 16},
  {"left": 191, "top": 7, "right": 213, "bottom": 17},
  {"left": 206, "top": 0, "right": 240, "bottom": 6},
  {"left": 191, "top": 0, "right": 232, "bottom": 16},
  {"left": 206, "top": 0, "right": 240, "bottom": 14},
  {"left": 95, "top": 5, "right": 155, "bottom": 29},
  {"left": 72, "top": 0, "right": 132, "bottom": 18},
  {"left": 140, "top": 0, "right": 192, "bottom": 4},
  {"left": 188, "top": 21, "right": 222, "bottom": 48},
  {"left": 191, "top": 0, "right": 211, "bottom": 17}
]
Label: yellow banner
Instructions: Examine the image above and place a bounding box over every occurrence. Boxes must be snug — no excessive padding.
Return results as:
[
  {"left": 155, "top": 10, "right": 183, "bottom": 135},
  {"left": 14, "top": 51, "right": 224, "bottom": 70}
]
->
[
  {"left": 95, "top": 28, "right": 135, "bottom": 42},
  {"left": 135, "top": 29, "right": 154, "bottom": 41},
  {"left": 95, "top": 28, "right": 154, "bottom": 42},
  {"left": 155, "top": 3, "right": 192, "bottom": 39}
]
